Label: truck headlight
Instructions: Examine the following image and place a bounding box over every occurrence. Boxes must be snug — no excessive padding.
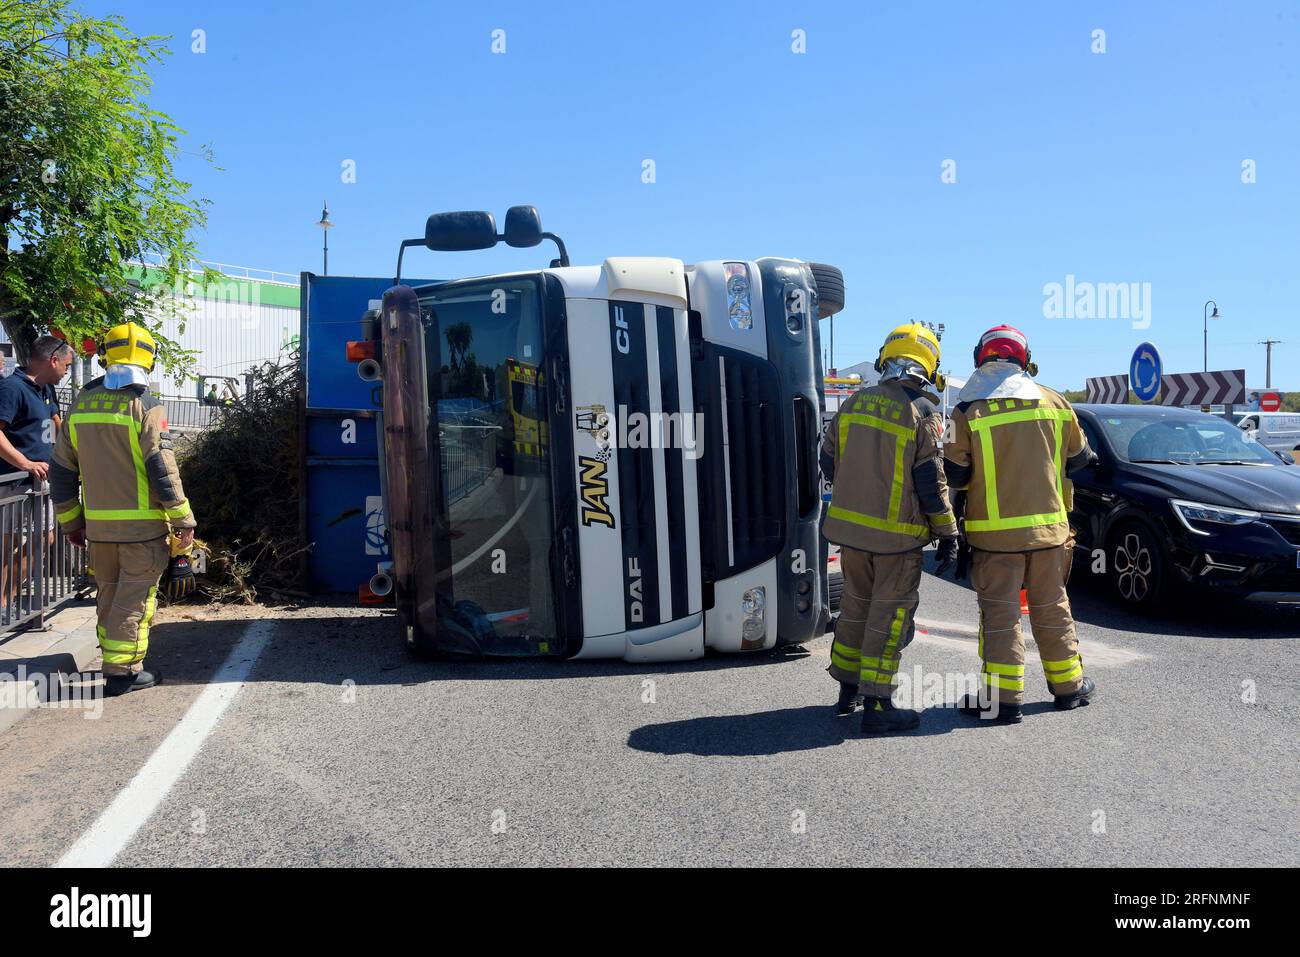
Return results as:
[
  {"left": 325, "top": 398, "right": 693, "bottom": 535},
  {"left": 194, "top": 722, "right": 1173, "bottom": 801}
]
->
[
  {"left": 724, "top": 262, "right": 753, "bottom": 331},
  {"left": 1170, "top": 499, "right": 1261, "bottom": 536},
  {"left": 741, "top": 586, "right": 766, "bottom": 641}
]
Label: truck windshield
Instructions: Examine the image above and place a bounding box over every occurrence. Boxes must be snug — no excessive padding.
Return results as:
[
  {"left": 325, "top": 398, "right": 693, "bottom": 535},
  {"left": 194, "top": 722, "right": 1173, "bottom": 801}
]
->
[{"left": 419, "top": 276, "right": 557, "bottom": 652}]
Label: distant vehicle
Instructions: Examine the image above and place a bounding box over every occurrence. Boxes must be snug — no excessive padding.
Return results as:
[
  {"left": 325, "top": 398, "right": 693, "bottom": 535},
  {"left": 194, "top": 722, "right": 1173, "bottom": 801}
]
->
[
  {"left": 1071, "top": 404, "right": 1300, "bottom": 609},
  {"left": 1235, "top": 411, "right": 1300, "bottom": 460}
]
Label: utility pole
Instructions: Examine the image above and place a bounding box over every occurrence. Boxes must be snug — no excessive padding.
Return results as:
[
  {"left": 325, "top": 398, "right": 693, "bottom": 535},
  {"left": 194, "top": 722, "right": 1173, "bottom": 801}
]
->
[{"left": 1259, "top": 339, "right": 1283, "bottom": 388}]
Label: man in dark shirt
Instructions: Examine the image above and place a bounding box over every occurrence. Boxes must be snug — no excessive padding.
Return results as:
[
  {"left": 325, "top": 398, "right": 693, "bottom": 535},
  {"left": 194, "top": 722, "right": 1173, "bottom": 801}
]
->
[{"left": 0, "top": 335, "right": 74, "bottom": 613}]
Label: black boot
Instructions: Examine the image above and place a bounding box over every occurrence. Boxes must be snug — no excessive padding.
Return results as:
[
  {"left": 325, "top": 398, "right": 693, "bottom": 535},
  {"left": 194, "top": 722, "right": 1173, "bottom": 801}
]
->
[
  {"left": 860, "top": 696, "right": 920, "bottom": 734},
  {"left": 103, "top": 669, "right": 162, "bottom": 697},
  {"left": 835, "top": 682, "right": 862, "bottom": 717},
  {"left": 1053, "top": 676, "right": 1096, "bottom": 711},
  {"left": 958, "top": 694, "right": 1023, "bottom": 724}
]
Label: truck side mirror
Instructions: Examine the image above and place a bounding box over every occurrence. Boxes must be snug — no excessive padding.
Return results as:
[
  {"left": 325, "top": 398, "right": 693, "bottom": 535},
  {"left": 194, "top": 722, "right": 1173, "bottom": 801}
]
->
[
  {"left": 504, "top": 205, "right": 543, "bottom": 248},
  {"left": 425, "top": 211, "right": 498, "bottom": 251}
]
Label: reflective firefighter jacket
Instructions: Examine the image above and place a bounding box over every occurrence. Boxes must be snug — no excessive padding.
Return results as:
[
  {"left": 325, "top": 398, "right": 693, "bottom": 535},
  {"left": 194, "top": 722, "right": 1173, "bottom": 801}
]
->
[
  {"left": 819, "top": 380, "right": 958, "bottom": 554},
  {"left": 943, "top": 385, "right": 1090, "bottom": 552},
  {"left": 49, "top": 378, "right": 196, "bottom": 542}
]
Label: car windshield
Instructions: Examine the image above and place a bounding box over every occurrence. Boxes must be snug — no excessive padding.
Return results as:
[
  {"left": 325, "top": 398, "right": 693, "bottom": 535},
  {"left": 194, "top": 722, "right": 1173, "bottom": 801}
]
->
[
  {"left": 419, "top": 276, "right": 557, "bottom": 650},
  {"left": 1097, "top": 412, "right": 1280, "bottom": 465}
]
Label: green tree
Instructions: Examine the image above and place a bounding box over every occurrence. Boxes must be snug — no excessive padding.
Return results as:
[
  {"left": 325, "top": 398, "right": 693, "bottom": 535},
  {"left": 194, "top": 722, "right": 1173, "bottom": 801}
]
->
[{"left": 0, "top": 0, "right": 211, "bottom": 375}]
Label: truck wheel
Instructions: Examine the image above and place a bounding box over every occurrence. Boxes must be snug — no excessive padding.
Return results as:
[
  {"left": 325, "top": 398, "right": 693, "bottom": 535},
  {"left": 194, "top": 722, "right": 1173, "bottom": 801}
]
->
[{"left": 808, "top": 263, "right": 845, "bottom": 318}]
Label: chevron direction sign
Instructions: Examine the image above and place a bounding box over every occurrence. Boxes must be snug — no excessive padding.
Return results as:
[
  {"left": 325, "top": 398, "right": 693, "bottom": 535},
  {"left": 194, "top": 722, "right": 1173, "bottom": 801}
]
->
[
  {"left": 1085, "top": 374, "right": 1129, "bottom": 403},
  {"left": 1159, "top": 369, "right": 1246, "bottom": 407}
]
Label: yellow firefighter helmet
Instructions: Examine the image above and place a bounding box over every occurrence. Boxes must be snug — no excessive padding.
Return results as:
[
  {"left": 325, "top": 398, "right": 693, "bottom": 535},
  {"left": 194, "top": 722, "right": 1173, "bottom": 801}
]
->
[
  {"left": 99, "top": 322, "right": 157, "bottom": 370},
  {"left": 875, "top": 322, "right": 941, "bottom": 382}
]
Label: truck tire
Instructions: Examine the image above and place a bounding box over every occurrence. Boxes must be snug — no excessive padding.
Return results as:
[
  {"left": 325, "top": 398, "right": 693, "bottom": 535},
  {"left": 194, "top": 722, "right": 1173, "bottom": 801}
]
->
[
  {"left": 828, "top": 566, "right": 844, "bottom": 612},
  {"left": 808, "top": 262, "right": 845, "bottom": 318}
]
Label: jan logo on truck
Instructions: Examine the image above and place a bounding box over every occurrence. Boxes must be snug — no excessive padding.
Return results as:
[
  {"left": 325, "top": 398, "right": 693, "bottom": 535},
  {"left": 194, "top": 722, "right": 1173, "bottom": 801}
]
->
[{"left": 578, "top": 455, "right": 615, "bottom": 528}]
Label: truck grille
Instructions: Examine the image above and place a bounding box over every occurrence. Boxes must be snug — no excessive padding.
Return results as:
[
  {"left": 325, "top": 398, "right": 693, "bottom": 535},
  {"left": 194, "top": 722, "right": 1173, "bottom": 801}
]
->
[{"left": 722, "top": 356, "right": 783, "bottom": 565}]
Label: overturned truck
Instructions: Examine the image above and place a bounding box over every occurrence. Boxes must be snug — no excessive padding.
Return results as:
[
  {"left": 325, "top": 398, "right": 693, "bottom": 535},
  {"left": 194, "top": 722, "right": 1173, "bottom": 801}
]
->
[{"left": 347, "top": 206, "right": 844, "bottom": 662}]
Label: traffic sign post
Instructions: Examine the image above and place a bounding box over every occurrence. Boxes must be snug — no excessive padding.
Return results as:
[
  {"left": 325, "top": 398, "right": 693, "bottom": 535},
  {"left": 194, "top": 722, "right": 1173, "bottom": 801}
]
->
[{"left": 1130, "top": 343, "right": 1163, "bottom": 403}]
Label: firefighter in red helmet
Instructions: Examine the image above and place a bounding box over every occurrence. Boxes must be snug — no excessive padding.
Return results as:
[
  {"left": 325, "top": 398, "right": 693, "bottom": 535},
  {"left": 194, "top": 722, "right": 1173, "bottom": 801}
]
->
[{"left": 942, "top": 325, "right": 1097, "bottom": 723}]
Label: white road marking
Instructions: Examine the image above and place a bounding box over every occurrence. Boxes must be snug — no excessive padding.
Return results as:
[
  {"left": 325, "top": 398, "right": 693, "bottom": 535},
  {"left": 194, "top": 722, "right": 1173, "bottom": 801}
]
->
[
  {"left": 817, "top": 618, "right": 1147, "bottom": 666},
  {"left": 56, "top": 619, "right": 274, "bottom": 868},
  {"left": 912, "top": 618, "right": 1147, "bottom": 665},
  {"left": 440, "top": 480, "right": 541, "bottom": 580}
]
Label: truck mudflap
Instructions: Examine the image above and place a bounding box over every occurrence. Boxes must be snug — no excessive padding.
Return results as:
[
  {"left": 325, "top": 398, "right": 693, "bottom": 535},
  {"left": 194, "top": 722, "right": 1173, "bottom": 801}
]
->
[{"left": 379, "top": 284, "right": 467, "bottom": 658}]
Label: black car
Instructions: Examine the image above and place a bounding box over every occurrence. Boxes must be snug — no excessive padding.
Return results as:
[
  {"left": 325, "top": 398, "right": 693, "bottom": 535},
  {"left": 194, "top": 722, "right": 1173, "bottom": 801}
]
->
[{"left": 1071, "top": 404, "right": 1300, "bottom": 609}]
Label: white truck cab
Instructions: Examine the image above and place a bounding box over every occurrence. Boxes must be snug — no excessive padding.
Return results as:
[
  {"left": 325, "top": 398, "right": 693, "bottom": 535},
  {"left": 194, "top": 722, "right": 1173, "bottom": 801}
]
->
[{"left": 349, "top": 207, "right": 843, "bottom": 662}]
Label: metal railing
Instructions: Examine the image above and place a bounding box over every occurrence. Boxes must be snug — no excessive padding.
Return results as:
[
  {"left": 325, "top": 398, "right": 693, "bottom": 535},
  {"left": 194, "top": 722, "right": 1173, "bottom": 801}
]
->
[
  {"left": 0, "top": 473, "right": 90, "bottom": 635},
  {"left": 56, "top": 388, "right": 223, "bottom": 433},
  {"left": 442, "top": 427, "right": 497, "bottom": 506},
  {"left": 133, "top": 253, "right": 298, "bottom": 287}
]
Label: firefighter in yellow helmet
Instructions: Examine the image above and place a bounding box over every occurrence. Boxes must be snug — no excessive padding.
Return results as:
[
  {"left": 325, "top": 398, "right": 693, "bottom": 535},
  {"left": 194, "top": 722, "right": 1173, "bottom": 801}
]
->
[
  {"left": 49, "top": 323, "right": 197, "bottom": 696},
  {"left": 942, "top": 325, "right": 1097, "bottom": 723},
  {"left": 821, "top": 322, "right": 959, "bottom": 733}
]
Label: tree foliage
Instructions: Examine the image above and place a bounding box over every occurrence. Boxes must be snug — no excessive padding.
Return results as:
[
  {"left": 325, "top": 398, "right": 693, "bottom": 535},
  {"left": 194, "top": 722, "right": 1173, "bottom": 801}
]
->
[
  {"left": 177, "top": 354, "right": 308, "bottom": 603},
  {"left": 0, "top": 0, "right": 212, "bottom": 374}
]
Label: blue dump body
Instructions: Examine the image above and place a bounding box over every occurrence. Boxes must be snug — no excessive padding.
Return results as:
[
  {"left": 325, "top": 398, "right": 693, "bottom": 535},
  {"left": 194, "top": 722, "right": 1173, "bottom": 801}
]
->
[{"left": 300, "top": 273, "right": 435, "bottom": 592}]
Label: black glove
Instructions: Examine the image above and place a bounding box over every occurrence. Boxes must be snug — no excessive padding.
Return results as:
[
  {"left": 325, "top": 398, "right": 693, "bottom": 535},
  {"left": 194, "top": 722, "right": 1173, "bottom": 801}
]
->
[
  {"left": 164, "top": 533, "right": 197, "bottom": 600},
  {"left": 954, "top": 538, "right": 971, "bottom": 580},
  {"left": 934, "top": 537, "right": 959, "bottom": 577}
]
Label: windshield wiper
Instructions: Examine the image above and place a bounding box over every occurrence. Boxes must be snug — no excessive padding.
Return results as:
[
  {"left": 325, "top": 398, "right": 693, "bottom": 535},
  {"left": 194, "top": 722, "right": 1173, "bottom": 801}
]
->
[
  {"left": 1130, "top": 458, "right": 1188, "bottom": 465},
  {"left": 1196, "top": 460, "right": 1269, "bottom": 466}
]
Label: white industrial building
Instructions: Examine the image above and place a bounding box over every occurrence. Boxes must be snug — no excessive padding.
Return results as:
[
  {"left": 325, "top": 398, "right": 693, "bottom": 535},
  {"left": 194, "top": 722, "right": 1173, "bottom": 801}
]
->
[
  {"left": 2, "top": 261, "right": 299, "bottom": 402},
  {"left": 123, "top": 261, "right": 300, "bottom": 399}
]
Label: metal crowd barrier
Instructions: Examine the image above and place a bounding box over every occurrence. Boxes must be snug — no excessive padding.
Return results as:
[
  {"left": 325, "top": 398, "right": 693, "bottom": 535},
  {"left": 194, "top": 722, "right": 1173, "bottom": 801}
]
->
[{"left": 0, "top": 472, "right": 91, "bottom": 634}]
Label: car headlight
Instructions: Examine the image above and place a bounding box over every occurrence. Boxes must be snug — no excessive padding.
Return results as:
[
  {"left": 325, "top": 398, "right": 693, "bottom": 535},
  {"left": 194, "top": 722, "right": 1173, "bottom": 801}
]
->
[
  {"left": 1170, "top": 499, "right": 1261, "bottom": 536},
  {"left": 741, "top": 586, "right": 766, "bottom": 641}
]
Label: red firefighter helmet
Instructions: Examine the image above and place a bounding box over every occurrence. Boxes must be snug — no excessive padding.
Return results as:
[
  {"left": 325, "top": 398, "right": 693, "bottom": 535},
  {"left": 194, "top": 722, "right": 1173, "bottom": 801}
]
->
[{"left": 973, "top": 325, "right": 1031, "bottom": 369}]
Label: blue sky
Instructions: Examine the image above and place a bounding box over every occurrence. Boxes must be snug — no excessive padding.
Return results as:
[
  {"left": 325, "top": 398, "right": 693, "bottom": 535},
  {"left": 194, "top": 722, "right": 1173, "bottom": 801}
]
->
[{"left": 89, "top": 0, "right": 1299, "bottom": 388}]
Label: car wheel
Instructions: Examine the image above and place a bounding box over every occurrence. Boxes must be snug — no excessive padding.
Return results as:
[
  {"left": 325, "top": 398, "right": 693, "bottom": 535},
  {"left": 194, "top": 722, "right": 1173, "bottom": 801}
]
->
[{"left": 1108, "top": 521, "right": 1167, "bottom": 610}]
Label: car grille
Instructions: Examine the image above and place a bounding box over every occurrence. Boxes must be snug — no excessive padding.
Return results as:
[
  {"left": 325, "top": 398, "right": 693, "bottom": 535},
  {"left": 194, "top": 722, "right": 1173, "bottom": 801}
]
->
[{"left": 1264, "top": 517, "right": 1300, "bottom": 546}]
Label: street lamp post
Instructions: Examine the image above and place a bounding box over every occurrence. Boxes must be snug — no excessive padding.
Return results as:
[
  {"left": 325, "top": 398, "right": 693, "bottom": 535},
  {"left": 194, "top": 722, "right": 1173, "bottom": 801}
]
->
[
  {"left": 317, "top": 202, "right": 333, "bottom": 276},
  {"left": 1202, "top": 300, "right": 1220, "bottom": 372}
]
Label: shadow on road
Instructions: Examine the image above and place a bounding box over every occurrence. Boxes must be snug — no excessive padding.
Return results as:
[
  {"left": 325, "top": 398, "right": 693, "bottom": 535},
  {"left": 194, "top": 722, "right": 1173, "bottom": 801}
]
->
[
  {"left": 142, "top": 605, "right": 819, "bottom": 689},
  {"left": 627, "top": 702, "right": 964, "bottom": 757}
]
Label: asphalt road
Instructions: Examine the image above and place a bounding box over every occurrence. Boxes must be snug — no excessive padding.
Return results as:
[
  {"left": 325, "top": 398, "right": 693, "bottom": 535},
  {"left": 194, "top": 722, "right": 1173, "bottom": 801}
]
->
[{"left": 2, "top": 554, "right": 1297, "bottom": 867}]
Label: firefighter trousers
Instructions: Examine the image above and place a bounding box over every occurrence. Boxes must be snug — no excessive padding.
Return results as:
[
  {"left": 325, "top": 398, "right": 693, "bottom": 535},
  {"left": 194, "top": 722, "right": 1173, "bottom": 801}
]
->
[
  {"left": 88, "top": 538, "right": 169, "bottom": 676},
  {"left": 971, "top": 545, "right": 1084, "bottom": 705},
  {"left": 828, "top": 546, "right": 922, "bottom": 699}
]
